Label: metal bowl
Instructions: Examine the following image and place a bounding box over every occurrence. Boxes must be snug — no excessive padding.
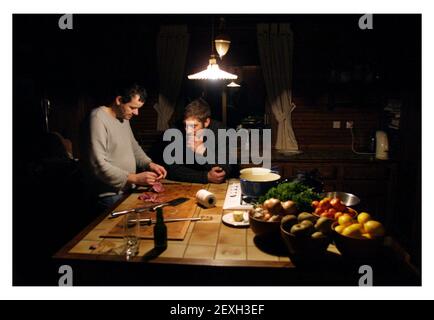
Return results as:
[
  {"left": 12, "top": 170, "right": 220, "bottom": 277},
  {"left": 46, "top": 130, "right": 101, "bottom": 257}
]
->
[{"left": 321, "top": 191, "right": 360, "bottom": 207}]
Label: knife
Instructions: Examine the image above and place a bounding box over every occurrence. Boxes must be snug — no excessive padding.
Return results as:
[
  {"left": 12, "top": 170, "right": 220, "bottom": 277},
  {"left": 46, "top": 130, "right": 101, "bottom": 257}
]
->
[
  {"left": 128, "top": 216, "right": 212, "bottom": 226},
  {"left": 109, "top": 197, "right": 190, "bottom": 218},
  {"left": 149, "top": 197, "right": 189, "bottom": 211}
]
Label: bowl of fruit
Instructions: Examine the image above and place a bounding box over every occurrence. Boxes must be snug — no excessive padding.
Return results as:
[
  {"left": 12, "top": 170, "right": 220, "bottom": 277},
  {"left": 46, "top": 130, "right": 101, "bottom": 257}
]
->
[
  {"left": 312, "top": 195, "right": 358, "bottom": 221},
  {"left": 331, "top": 212, "right": 386, "bottom": 259},
  {"left": 280, "top": 212, "right": 333, "bottom": 259},
  {"left": 249, "top": 198, "right": 298, "bottom": 238}
]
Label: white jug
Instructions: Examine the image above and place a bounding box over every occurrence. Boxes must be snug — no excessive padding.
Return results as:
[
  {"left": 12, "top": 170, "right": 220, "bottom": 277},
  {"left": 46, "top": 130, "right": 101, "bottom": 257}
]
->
[{"left": 375, "top": 130, "right": 389, "bottom": 160}]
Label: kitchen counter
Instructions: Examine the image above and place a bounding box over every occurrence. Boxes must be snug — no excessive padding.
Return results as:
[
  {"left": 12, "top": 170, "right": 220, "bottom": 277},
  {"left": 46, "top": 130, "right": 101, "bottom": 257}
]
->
[
  {"left": 54, "top": 179, "right": 418, "bottom": 285},
  {"left": 272, "top": 149, "right": 395, "bottom": 162}
]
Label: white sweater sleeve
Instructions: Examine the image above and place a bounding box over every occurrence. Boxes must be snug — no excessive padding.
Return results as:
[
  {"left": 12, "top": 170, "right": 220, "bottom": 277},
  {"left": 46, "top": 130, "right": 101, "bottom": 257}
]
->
[{"left": 89, "top": 113, "right": 130, "bottom": 190}]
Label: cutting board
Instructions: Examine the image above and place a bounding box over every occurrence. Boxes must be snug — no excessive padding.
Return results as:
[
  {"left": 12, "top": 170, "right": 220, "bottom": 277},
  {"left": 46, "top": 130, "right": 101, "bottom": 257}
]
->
[{"left": 102, "top": 184, "right": 205, "bottom": 240}]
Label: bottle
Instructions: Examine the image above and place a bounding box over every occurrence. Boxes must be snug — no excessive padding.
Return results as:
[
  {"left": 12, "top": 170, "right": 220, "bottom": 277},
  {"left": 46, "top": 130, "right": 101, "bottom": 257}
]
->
[{"left": 154, "top": 207, "right": 167, "bottom": 249}]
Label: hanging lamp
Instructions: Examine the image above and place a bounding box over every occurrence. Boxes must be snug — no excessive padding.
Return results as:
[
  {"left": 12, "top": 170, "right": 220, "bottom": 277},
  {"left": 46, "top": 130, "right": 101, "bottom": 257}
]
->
[{"left": 187, "top": 18, "right": 237, "bottom": 80}]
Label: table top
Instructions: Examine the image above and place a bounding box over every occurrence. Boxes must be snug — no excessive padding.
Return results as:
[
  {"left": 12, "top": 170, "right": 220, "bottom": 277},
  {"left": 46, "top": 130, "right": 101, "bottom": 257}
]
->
[
  {"left": 54, "top": 179, "right": 416, "bottom": 272},
  {"left": 54, "top": 179, "right": 308, "bottom": 267}
]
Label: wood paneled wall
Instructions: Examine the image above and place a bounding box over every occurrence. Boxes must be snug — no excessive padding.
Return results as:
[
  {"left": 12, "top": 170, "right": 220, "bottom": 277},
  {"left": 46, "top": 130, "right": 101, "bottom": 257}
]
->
[
  {"left": 131, "top": 99, "right": 381, "bottom": 153},
  {"left": 290, "top": 101, "right": 381, "bottom": 151}
]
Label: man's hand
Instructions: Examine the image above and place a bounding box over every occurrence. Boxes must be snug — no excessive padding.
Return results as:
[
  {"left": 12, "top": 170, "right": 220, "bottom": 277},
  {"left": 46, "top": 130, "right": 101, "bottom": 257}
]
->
[
  {"left": 186, "top": 129, "right": 206, "bottom": 154},
  {"left": 207, "top": 166, "right": 226, "bottom": 184},
  {"left": 128, "top": 171, "right": 159, "bottom": 186},
  {"left": 148, "top": 162, "right": 167, "bottom": 180}
]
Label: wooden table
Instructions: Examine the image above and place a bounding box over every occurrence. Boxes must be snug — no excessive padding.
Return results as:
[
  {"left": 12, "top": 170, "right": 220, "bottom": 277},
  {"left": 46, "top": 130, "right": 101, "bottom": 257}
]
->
[{"left": 54, "top": 179, "right": 420, "bottom": 286}]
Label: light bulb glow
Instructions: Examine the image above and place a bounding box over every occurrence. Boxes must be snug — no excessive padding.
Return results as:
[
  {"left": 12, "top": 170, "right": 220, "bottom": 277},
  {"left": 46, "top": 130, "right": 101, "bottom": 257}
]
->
[{"left": 188, "top": 57, "right": 237, "bottom": 80}]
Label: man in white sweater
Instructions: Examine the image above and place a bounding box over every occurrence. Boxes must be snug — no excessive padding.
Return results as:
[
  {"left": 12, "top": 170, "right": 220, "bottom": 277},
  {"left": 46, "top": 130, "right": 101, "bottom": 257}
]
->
[{"left": 81, "top": 84, "right": 167, "bottom": 210}]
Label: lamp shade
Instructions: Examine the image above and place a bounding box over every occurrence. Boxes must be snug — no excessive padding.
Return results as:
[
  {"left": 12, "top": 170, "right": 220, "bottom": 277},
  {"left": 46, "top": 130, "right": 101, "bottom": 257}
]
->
[
  {"left": 188, "top": 55, "right": 237, "bottom": 80},
  {"left": 214, "top": 33, "right": 231, "bottom": 59},
  {"left": 227, "top": 81, "right": 241, "bottom": 87}
]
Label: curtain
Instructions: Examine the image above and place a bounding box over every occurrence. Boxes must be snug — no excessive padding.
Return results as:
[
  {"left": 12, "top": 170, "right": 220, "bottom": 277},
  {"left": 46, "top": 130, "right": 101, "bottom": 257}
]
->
[
  {"left": 257, "top": 23, "right": 299, "bottom": 151},
  {"left": 154, "top": 25, "right": 189, "bottom": 131}
]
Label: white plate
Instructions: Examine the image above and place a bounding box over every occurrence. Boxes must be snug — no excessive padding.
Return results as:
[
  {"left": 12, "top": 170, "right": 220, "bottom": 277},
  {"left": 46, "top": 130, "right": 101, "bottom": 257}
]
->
[{"left": 222, "top": 211, "right": 250, "bottom": 227}]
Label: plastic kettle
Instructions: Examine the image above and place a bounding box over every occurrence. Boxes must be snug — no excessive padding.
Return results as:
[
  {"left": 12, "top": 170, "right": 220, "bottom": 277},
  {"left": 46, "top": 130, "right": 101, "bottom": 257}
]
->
[{"left": 375, "top": 130, "right": 389, "bottom": 160}]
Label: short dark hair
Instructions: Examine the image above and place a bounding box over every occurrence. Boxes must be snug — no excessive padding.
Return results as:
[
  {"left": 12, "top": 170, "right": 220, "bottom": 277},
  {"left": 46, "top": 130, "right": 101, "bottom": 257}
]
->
[
  {"left": 184, "top": 98, "right": 211, "bottom": 123},
  {"left": 114, "top": 83, "right": 147, "bottom": 104}
]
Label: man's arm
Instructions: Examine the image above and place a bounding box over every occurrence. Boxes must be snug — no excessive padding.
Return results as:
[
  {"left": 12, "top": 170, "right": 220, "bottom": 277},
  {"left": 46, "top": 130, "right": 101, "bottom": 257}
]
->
[{"left": 89, "top": 114, "right": 130, "bottom": 190}]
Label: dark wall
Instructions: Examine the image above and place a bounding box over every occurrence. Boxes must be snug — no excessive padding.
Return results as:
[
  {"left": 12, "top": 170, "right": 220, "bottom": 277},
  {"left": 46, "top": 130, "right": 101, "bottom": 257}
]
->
[{"left": 13, "top": 14, "right": 420, "bottom": 151}]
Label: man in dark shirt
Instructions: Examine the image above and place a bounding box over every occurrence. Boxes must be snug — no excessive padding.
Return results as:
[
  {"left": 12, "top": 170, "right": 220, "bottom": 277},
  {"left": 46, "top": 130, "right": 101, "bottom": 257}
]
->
[{"left": 166, "top": 98, "right": 234, "bottom": 184}]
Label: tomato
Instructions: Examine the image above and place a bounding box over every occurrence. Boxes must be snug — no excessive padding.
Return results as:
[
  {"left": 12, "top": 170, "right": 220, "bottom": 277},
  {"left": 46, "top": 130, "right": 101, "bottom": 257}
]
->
[
  {"left": 334, "top": 203, "right": 346, "bottom": 212},
  {"left": 334, "top": 212, "right": 343, "bottom": 220},
  {"left": 327, "top": 208, "right": 337, "bottom": 215},
  {"left": 330, "top": 198, "right": 341, "bottom": 209},
  {"left": 315, "top": 207, "right": 324, "bottom": 215},
  {"left": 324, "top": 212, "right": 335, "bottom": 219},
  {"left": 319, "top": 199, "right": 331, "bottom": 210},
  {"left": 311, "top": 200, "right": 319, "bottom": 208}
]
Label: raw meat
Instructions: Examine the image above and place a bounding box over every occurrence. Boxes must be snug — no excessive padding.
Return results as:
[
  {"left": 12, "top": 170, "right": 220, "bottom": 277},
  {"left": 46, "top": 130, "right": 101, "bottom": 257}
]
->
[
  {"left": 151, "top": 181, "right": 165, "bottom": 193},
  {"left": 138, "top": 193, "right": 159, "bottom": 202}
]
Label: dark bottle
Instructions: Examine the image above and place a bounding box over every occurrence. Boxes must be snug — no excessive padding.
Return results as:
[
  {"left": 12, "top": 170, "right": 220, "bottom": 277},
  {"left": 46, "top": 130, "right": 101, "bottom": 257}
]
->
[{"left": 154, "top": 207, "right": 167, "bottom": 249}]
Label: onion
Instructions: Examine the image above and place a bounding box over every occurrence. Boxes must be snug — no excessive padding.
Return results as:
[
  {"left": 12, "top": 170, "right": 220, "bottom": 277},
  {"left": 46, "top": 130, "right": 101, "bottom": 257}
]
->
[
  {"left": 281, "top": 200, "right": 297, "bottom": 215},
  {"left": 263, "top": 198, "right": 283, "bottom": 215}
]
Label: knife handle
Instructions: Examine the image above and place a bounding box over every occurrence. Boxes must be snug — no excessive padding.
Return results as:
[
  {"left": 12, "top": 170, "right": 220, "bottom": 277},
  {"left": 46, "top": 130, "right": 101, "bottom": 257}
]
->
[
  {"left": 150, "top": 202, "right": 169, "bottom": 211},
  {"left": 109, "top": 209, "right": 133, "bottom": 219}
]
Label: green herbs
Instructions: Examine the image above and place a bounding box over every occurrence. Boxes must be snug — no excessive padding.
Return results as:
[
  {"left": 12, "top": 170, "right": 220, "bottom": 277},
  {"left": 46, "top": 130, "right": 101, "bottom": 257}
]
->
[{"left": 259, "top": 182, "right": 320, "bottom": 212}]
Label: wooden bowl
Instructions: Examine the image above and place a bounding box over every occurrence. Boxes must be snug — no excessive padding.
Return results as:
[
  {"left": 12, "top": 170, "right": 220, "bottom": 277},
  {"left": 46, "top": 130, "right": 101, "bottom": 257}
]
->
[
  {"left": 331, "top": 222, "right": 385, "bottom": 260},
  {"left": 280, "top": 223, "right": 330, "bottom": 258},
  {"left": 248, "top": 211, "right": 281, "bottom": 238}
]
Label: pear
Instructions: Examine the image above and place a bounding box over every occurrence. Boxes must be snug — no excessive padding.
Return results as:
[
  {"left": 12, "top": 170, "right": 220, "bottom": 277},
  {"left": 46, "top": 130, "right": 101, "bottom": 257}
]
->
[
  {"left": 315, "top": 217, "right": 334, "bottom": 234},
  {"left": 281, "top": 215, "right": 298, "bottom": 232},
  {"left": 297, "top": 212, "right": 317, "bottom": 223},
  {"left": 311, "top": 231, "right": 327, "bottom": 239},
  {"left": 291, "top": 221, "right": 315, "bottom": 237}
]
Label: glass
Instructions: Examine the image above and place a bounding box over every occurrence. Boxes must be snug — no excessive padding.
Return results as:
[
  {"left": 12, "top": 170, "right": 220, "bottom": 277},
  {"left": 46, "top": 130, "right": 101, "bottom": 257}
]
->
[{"left": 123, "top": 211, "right": 140, "bottom": 260}]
